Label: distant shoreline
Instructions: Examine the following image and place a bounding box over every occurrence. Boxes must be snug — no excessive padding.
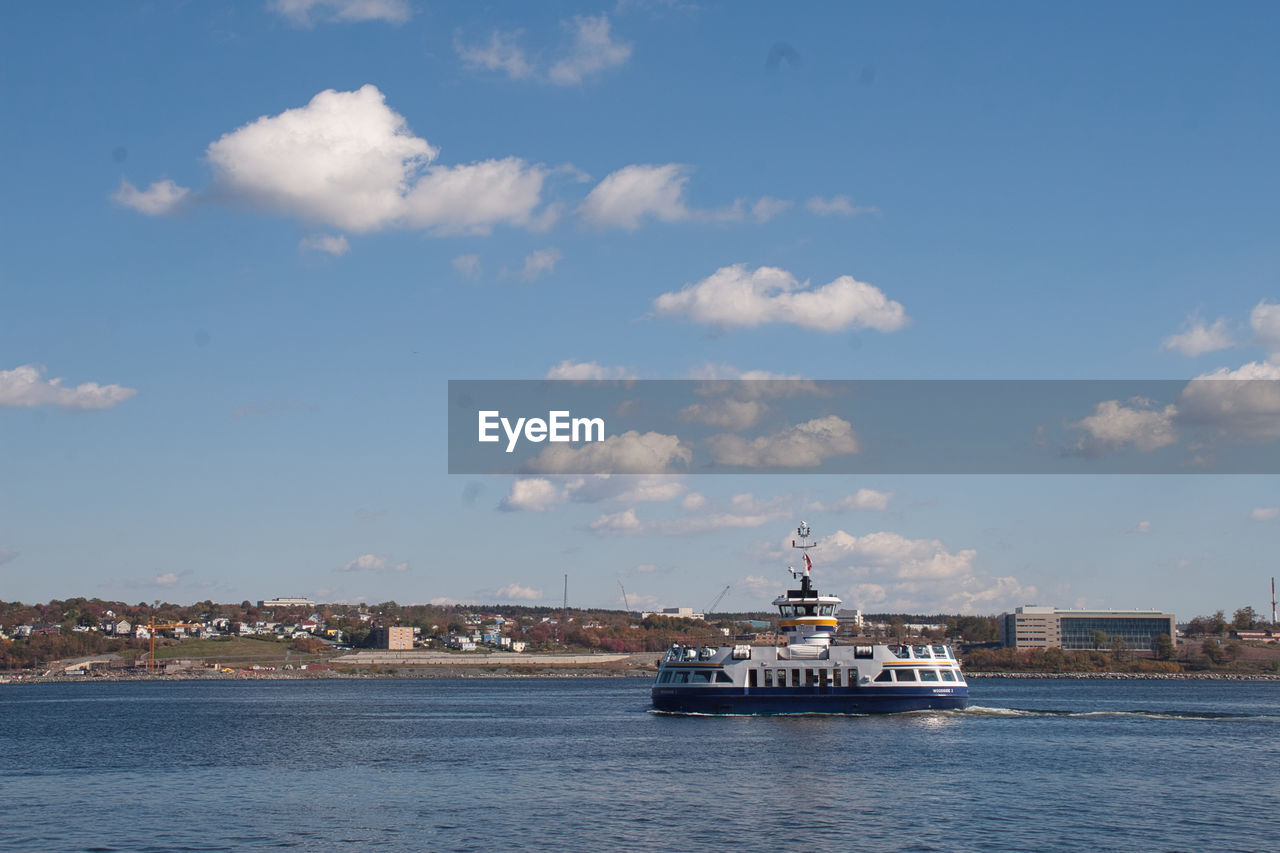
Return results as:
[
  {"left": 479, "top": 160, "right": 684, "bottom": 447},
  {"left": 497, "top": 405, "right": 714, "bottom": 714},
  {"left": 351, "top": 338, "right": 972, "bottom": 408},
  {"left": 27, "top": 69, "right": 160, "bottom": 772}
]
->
[{"left": 5, "top": 668, "right": 1280, "bottom": 685}]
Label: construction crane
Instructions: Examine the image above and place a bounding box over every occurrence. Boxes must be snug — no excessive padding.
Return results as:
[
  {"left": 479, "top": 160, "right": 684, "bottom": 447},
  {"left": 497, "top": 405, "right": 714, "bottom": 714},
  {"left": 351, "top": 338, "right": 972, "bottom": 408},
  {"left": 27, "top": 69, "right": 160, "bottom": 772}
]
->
[
  {"left": 705, "top": 585, "right": 731, "bottom": 615},
  {"left": 618, "top": 580, "right": 632, "bottom": 614}
]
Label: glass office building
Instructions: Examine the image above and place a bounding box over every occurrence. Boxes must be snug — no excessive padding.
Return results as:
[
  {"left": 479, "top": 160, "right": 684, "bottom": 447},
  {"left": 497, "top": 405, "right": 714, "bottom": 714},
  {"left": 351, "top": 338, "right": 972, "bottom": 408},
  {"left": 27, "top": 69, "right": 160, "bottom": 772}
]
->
[{"left": 999, "top": 606, "right": 1176, "bottom": 650}]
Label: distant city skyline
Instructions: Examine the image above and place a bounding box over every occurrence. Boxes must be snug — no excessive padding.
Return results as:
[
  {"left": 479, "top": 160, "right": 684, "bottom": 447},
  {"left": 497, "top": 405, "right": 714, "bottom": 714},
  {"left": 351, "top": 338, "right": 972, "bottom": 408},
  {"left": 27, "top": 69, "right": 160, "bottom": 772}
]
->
[{"left": 2, "top": 2, "right": 1279, "bottom": 619}]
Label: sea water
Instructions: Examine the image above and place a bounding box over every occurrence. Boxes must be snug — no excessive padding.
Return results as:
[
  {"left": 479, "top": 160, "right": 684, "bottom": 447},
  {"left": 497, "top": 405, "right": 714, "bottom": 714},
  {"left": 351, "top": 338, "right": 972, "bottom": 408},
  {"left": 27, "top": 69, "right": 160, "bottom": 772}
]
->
[{"left": 2, "top": 677, "right": 1276, "bottom": 852}]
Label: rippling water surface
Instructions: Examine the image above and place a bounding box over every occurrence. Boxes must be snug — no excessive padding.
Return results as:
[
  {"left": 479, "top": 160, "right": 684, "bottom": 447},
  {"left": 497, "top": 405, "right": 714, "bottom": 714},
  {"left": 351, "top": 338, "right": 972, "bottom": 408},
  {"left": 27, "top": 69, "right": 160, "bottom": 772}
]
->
[{"left": 3, "top": 677, "right": 1277, "bottom": 851}]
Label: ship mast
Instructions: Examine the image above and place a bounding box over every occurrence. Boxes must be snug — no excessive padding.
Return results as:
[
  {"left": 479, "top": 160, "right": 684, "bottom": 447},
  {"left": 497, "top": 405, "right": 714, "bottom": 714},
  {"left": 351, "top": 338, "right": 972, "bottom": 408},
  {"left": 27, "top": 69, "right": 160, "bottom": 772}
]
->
[{"left": 790, "top": 522, "right": 816, "bottom": 595}]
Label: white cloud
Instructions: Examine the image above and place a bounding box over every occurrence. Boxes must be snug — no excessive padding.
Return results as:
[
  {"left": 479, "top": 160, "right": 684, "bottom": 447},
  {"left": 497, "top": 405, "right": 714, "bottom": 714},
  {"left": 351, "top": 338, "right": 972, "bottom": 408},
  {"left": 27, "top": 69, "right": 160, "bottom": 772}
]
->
[
  {"left": 520, "top": 247, "right": 562, "bottom": 281},
  {"left": 944, "top": 576, "right": 1037, "bottom": 614},
  {"left": 548, "top": 15, "right": 633, "bottom": 85},
  {"left": 0, "top": 364, "right": 137, "bottom": 410},
  {"left": 453, "top": 254, "right": 483, "bottom": 280},
  {"left": 823, "top": 530, "right": 977, "bottom": 580},
  {"left": 112, "top": 179, "right": 190, "bottom": 215},
  {"left": 1161, "top": 315, "right": 1236, "bottom": 357},
  {"left": 1250, "top": 507, "right": 1279, "bottom": 521},
  {"left": 805, "top": 195, "right": 877, "bottom": 217},
  {"left": 679, "top": 398, "right": 768, "bottom": 430},
  {"left": 499, "top": 478, "right": 561, "bottom": 512},
  {"left": 825, "top": 489, "right": 892, "bottom": 511},
  {"left": 681, "top": 492, "right": 706, "bottom": 510},
  {"left": 633, "top": 563, "right": 659, "bottom": 574},
  {"left": 565, "top": 475, "right": 686, "bottom": 504},
  {"left": 205, "top": 85, "right": 548, "bottom": 235},
  {"left": 654, "top": 511, "right": 785, "bottom": 536},
  {"left": 269, "top": 0, "right": 411, "bottom": 27},
  {"left": 590, "top": 508, "right": 642, "bottom": 533},
  {"left": 1177, "top": 361, "right": 1280, "bottom": 440},
  {"left": 544, "top": 359, "right": 636, "bottom": 380},
  {"left": 526, "top": 430, "right": 692, "bottom": 474},
  {"left": 654, "top": 264, "right": 909, "bottom": 333},
  {"left": 1069, "top": 398, "right": 1178, "bottom": 455},
  {"left": 580, "top": 163, "right": 691, "bottom": 229},
  {"left": 152, "top": 572, "right": 179, "bottom": 587},
  {"left": 685, "top": 364, "right": 808, "bottom": 382},
  {"left": 299, "top": 233, "right": 350, "bottom": 256},
  {"left": 749, "top": 196, "right": 792, "bottom": 222},
  {"left": 338, "top": 553, "right": 408, "bottom": 573},
  {"left": 1250, "top": 301, "right": 1280, "bottom": 356},
  {"left": 496, "top": 582, "right": 543, "bottom": 600},
  {"left": 456, "top": 30, "right": 535, "bottom": 79},
  {"left": 457, "top": 14, "right": 631, "bottom": 86},
  {"left": 1133, "top": 520, "right": 1152, "bottom": 534},
  {"left": 706, "top": 415, "right": 859, "bottom": 468}
]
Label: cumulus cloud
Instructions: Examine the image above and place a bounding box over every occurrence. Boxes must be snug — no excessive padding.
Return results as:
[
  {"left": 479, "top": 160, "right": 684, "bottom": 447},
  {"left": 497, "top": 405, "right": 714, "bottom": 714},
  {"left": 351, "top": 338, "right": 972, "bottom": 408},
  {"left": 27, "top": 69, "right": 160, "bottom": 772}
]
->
[
  {"left": 817, "top": 489, "right": 892, "bottom": 512},
  {"left": 1067, "top": 398, "right": 1178, "bottom": 456},
  {"left": 706, "top": 415, "right": 859, "bottom": 468},
  {"left": 152, "top": 572, "right": 179, "bottom": 587},
  {"left": 578, "top": 165, "right": 786, "bottom": 230},
  {"left": 338, "top": 553, "right": 408, "bottom": 573},
  {"left": 580, "top": 163, "right": 691, "bottom": 229},
  {"left": 1133, "top": 520, "right": 1152, "bottom": 534},
  {"left": 654, "top": 264, "right": 909, "bottom": 333},
  {"left": 1161, "top": 315, "right": 1236, "bottom": 357},
  {"left": 453, "top": 254, "right": 483, "bottom": 280},
  {"left": 679, "top": 398, "right": 769, "bottom": 430},
  {"left": 269, "top": 0, "right": 411, "bottom": 27},
  {"left": 823, "top": 530, "right": 978, "bottom": 580},
  {"left": 549, "top": 15, "right": 633, "bottom": 85},
  {"left": 544, "top": 359, "right": 636, "bottom": 380},
  {"left": 499, "top": 478, "right": 561, "bottom": 512},
  {"left": 681, "top": 492, "right": 707, "bottom": 510},
  {"left": 1177, "top": 363, "right": 1280, "bottom": 440},
  {"left": 564, "top": 475, "right": 686, "bottom": 504},
  {"left": 205, "top": 85, "right": 548, "bottom": 235},
  {"left": 805, "top": 195, "right": 877, "bottom": 217},
  {"left": 590, "top": 508, "right": 642, "bottom": 533},
  {"left": 1250, "top": 301, "right": 1280, "bottom": 356},
  {"left": 525, "top": 430, "right": 692, "bottom": 474},
  {"left": 457, "top": 14, "right": 631, "bottom": 86},
  {"left": 1250, "top": 507, "right": 1279, "bottom": 521},
  {"left": 0, "top": 364, "right": 137, "bottom": 410},
  {"left": 520, "top": 247, "right": 562, "bottom": 281},
  {"left": 112, "top": 179, "right": 190, "bottom": 215},
  {"left": 299, "top": 233, "right": 350, "bottom": 256},
  {"left": 456, "top": 30, "right": 535, "bottom": 79},
  {"left": 496, "top": 582, "right": 543, "bottom": 600}
]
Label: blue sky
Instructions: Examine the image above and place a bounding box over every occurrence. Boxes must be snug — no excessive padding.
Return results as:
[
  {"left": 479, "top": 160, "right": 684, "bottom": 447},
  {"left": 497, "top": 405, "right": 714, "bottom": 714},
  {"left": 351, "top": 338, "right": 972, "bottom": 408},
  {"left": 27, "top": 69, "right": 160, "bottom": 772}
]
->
[{"left": 2, "top": 1, "right": 1279, "bottom": 619}]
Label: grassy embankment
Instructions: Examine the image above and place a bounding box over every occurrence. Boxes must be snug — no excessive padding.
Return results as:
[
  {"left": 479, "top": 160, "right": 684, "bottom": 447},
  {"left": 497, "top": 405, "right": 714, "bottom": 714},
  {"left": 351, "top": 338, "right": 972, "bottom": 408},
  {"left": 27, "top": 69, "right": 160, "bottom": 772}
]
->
[{"left": 151, "top": 636, "right": 337, "bottom": 668}]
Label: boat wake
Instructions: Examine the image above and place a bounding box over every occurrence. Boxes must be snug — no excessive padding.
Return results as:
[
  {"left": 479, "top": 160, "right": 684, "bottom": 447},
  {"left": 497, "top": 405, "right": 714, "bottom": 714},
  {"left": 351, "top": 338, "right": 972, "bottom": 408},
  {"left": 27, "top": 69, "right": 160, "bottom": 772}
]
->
[{"left": 956, "top": 705, "right": 1280, "bottom": 722}]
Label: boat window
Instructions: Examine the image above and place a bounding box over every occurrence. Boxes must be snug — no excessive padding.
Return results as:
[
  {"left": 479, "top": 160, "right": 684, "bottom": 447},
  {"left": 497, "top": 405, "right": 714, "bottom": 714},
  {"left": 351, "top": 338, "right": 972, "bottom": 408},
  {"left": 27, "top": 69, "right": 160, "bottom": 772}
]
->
[
  {"left": 845, "top": 668, "right": 857, "bottom": 687},
  {"left": 920, "top": 669, "right": 940, "bottom": 682},
  {"left": 940, "top": 670, "right": 956, "bottom": 682},
  {"left": 792, "top": 669, "right": 801, "bottom": 687},
  {"left": 673, "top": 670, "right": 690, "bottom": 683},
  {"left": 890, "top": 645, "right": 910, "bottom": 659},
  {"left": 778, "top": 605, "right": 792, "bottom": 617},
  {"left": 895, "top": 669, "right": 918, "bottom": 682},
  {"left": 952, "top": 669, "right": 964, "bottom": 681},
  {"left": 763, "top": 669, "right": 774, "bottom": 687},
  {"left": 874, "top": 670, "right": 893, "bottom": 683},
  {"left": 691, "top": 671, "right": 712, "bottom": 683},
  {"left": 854, "top": 645, "right": 873, "bottom": 659},
  {"left": 658, "top": 670, "right": 672, "bottom": 683},
  {"left": 912, "top": 645, "right": 930, "bottom": 658},
  {"left": 932, "top": 645, "right": 948, "bottom": 658}
]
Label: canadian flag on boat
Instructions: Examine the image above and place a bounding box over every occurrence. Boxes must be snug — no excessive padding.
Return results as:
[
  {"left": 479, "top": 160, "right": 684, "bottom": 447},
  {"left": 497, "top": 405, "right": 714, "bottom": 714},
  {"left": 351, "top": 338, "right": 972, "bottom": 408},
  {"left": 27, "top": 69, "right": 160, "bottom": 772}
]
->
[{"left": 804, "top": 553, "right": 812, "bottom": 572}]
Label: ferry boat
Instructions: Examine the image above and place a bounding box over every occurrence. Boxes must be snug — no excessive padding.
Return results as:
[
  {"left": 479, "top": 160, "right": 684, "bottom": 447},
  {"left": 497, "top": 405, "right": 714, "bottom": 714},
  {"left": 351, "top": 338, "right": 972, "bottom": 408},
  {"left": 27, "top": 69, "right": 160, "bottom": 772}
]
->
[{"left": 651, "top": 524, "right": 969, "bottom": 714}]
